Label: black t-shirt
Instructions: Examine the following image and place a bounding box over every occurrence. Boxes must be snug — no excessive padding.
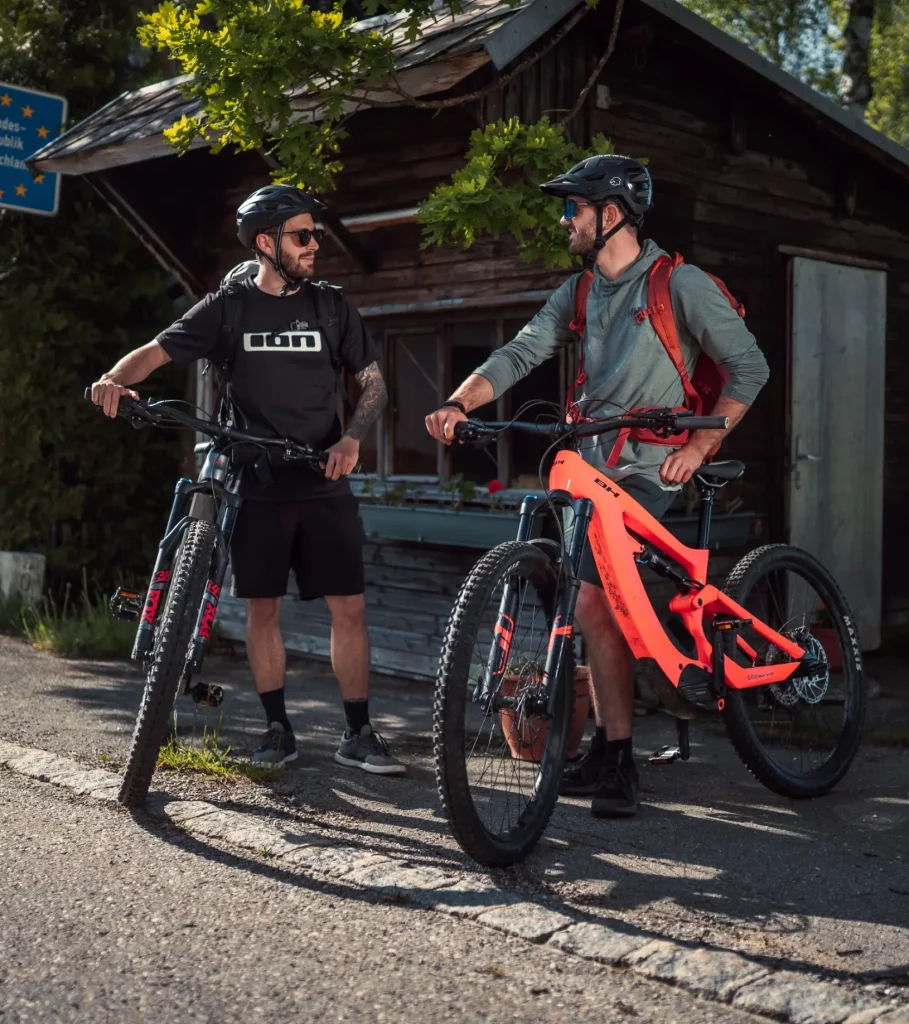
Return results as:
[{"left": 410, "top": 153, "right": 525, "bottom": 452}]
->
[{"left": 156, "top": 278, "right": 378, "bottom": 500}]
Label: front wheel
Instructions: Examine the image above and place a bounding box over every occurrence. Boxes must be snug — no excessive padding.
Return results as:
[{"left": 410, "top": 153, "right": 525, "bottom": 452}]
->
[
  {"left": 118, "top": 519, "right": 217, "bottom": 807},
  {"left": 721, "top": 544, "right": 865, "bottom": 798},
  {"left": 434, "top": 541, "right": 573, "bottom": 867}
]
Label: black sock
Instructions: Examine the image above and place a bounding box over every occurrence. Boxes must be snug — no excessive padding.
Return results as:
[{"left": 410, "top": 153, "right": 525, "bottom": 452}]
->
[
  {"left": 344, "top": 699, "right": 370, "bottom": 735},
  {"left": 604, "top": 737, "right": 633, "bottom": 764},
  {"left": 260, "top": 688, "right": 292, "bottom": 732},
  {"left": 589, "top": 726, "right": 607, "bottom": 759}
]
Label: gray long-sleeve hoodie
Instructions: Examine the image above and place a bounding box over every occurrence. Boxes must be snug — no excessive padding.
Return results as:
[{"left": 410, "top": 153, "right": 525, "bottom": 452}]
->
[{"left": 473, "top": 239, "right": 769, "bottom": 490}]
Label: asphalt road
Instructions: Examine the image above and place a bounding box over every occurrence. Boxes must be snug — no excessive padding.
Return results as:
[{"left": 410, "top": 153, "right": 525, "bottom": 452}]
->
[
  {"left": 1, "top": 636, "right": 907, "bottom": 983},
  {"left": 0, "top": 770, "right": 773, "bottom": 1024}
]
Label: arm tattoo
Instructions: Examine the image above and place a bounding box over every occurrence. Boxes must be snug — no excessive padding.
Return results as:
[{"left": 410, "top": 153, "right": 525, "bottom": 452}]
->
[{"left": 344, "top": 361, "right": 388, "bottom": 442}]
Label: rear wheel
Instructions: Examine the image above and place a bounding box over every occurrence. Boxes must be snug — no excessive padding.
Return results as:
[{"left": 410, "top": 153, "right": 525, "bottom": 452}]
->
[
  {"left": 434, "top": 541, "right": 572, "bottom": 867},
  {"left": 118, "top": 520, "right": 216, "bottom": 808},
  {"left": 721, "top": 544, "right": 865, "bottom": 798}
]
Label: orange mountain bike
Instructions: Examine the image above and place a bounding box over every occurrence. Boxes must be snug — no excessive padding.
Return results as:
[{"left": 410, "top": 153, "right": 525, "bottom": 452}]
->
[{"left": 433, "top": 409, "right": 864, "bottom": 867}]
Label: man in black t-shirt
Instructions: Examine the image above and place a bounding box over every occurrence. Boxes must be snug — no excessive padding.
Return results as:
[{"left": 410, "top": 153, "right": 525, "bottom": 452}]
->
[{"left": 90, "top": 185, "right": 405, "bottom": 775}]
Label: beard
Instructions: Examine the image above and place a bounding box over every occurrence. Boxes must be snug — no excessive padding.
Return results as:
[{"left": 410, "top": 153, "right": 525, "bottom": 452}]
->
[
  {"left": 278, "top": 250, "right": 316, "bottom": 280},
  {"left": 567, "top": 224, "right": 595, "bottom": 256}
]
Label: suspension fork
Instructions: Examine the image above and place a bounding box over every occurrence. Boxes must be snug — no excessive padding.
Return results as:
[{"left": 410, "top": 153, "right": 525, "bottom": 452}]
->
[
  {"left": 477, "top": 497, "right": 538, "bottom": 709},
  {"left": 185, "top": 486, "right": 243, "bottom": 674},
  {"left": 478, "top": 495, "right": 593, "bottom": 716},
  {"left": 541, "top": 498, "right": 592, "bottom": 718},
  {"left": 131, "top": 478, "right": 194, "bottom": 663}
]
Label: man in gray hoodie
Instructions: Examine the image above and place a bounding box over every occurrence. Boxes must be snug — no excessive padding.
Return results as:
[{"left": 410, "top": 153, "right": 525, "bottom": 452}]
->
[{"left": 425, "top": 155, "right": 769, "bottom": 818}]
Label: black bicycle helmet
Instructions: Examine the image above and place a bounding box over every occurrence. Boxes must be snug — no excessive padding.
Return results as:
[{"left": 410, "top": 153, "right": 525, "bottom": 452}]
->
[
  {"left": 236, "top": 185, "right": 326, "bottom": 294},
  {"left": 540, "top": 155, "right": 652, "bottom": 251},
  {"left": 236, "top": 185, "right": 326, "bottom": 249},
  {"left": 540, "top": 155, "right": 652, "bottom": 219}
]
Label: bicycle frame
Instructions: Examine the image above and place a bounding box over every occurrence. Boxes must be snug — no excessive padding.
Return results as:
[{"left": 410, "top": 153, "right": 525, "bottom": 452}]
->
[
  {"left": 552, "top": 451, "right": 806, "bottom": 692},
  {"left": 483, "top": 450, "right": 807, "bottom": 720}
]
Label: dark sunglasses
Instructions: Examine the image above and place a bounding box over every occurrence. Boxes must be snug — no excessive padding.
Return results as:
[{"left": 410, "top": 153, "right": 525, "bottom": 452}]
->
[
  {"left": 562, "top": 198, "right": 593, "bottom": 221},
  {"left": 270, "top": 227, "right": 325, "bottom": 247}
]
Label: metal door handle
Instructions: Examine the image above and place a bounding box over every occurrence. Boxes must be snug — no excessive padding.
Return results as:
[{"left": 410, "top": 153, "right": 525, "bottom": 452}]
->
[{"left": 796, "top": 437, "right": 822, "bottom": 462}]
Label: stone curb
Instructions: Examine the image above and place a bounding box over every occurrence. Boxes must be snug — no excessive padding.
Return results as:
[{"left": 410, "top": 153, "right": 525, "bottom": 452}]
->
[{"left": 1, "top": 740, "right": 905, "bottom": 1024}]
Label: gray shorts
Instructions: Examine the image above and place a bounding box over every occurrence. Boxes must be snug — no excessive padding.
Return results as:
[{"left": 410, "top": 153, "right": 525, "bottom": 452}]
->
[{"left": 573, "top": 475, "right": 677, "bottom": 588}]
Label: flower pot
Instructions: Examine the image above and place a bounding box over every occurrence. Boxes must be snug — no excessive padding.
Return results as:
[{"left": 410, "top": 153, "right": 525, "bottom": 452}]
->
[
  {"left": 499, "top": 666, "right": 591, "bottom": 763},
  {"left": 812, "top": 627, "right": 843, "bottom": 672}
]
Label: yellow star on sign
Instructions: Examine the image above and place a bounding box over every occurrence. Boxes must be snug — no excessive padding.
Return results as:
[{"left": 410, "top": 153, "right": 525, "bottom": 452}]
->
[
  {"left": 0, "top": 190, "right": 4, "bottom": 199},
  {"left": 0, "top": 94, "right": 11, "bottom": 107},
  {"left": 15, "top": 184, "right": 27, "bottom": 197},
  {"left": 37, "top": 126, "right": 49, "bottom": 139},
  {"left": 22, "top": 105, "right": 34, "bottom": 118},
  {"left": 34, "top": 174, "right": 44, "bottom": 184}
]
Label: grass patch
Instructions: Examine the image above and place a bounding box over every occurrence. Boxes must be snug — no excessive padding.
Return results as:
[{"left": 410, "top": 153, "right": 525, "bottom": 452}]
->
[
  {"left": 1, "top": 576, "right": 135, "bottom": 659},
  {"left": 157, "top": 718, "right": 280, "bottom": 784}
]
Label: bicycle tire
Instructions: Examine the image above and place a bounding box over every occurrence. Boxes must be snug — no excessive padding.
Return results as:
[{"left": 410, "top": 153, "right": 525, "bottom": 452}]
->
[
  {"left": 721, "top": 544, "right": 865, "bottom": 798},
  {"left": 118, "top": 520, "right": 216, "bottom": 808},
  {"left": 434, "top": 541, "right": 572, "bottom": 867}
]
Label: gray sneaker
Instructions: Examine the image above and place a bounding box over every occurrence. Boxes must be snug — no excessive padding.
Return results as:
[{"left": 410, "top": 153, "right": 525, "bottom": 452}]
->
[
  {"left": 251, "top": 722, "right": 297, "bottom": 767},
  {"left": 334, "top": 724, "right": 405, "bottom": 775}
]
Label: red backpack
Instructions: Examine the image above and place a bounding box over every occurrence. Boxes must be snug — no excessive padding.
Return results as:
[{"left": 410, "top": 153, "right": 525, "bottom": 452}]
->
[{"left": 566, "top": 252, "right": 744, "bottom": 468}]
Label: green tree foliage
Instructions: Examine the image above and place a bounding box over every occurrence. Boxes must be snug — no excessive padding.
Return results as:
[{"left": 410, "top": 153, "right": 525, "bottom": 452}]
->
[
  {"left": 417, "top": 119, "right": 615, "bottom": 268},
  {"left": 139, "top": 0, "right": 616, "bottom": 266},
  {"left": 0, "top": 0, "right": 182, "bottom": 591},
  {"left": 682, "top": 0, "right": 909, "bottom": 146}
]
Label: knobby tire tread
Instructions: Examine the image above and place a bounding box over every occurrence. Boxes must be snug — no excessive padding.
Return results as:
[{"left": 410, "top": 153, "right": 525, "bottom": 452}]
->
[
  {"left": 434, "top": 541, "right": 571, "bottom": 867},
  {"left": 721, "top": 543, "right": 865, "bottom": 798},
  {"left": 118, "top": 520, "right": 216, "bottom": 808}
]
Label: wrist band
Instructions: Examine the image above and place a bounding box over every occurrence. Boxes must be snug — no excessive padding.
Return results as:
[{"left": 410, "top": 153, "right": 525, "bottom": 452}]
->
[{"left": 441, "top": 400, "right": 467, "bottom": 415}]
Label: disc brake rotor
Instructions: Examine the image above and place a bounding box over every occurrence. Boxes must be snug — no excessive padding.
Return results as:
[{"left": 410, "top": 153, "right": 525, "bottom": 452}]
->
[{"left": 758, "top": 627, "right": 830, "bottom": 707}]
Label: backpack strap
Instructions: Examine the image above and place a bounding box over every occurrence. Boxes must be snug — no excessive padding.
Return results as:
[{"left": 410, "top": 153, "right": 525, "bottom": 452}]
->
[
  {"left": 566, "top": 269, "right": 594, "bottom": 421},
  {"left": 645, "top": 253, "right": 702, "bottom": 414},
  {"left": 205, "top": 282, "right": 247, "bottom": 428}
]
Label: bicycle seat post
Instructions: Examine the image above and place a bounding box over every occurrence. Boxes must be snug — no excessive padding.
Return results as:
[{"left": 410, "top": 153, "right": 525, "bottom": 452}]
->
[{"left": 696, "top": 482, "right": 716, "bottom": 549}]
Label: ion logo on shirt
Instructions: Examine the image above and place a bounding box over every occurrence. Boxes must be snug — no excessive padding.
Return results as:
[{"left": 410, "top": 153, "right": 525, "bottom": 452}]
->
[{"left": 243, "top": 331, "right": 323, "bottom": 352}]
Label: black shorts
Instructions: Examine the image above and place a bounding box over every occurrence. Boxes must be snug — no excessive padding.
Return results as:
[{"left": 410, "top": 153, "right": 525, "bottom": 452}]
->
[
  {"left": 230, "top": 495, "right": 365, "bottom": 600},
  {"left": 577, "top": 475, "right": 677, "bottom": 588}
]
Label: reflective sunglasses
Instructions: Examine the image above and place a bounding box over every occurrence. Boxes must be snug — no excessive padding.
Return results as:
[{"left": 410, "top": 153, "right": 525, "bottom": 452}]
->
[
  {"left": 270, "top": 227, "right": 325, "bottom": 247},
  {"left": 562, "top": 198, "right": 593, "bottom": 221}
]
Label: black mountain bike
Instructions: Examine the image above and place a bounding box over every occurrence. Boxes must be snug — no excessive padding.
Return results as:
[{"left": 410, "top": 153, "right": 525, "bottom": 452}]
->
[{"left": 85, "top": 390, "right": 327, "bottom": 807}]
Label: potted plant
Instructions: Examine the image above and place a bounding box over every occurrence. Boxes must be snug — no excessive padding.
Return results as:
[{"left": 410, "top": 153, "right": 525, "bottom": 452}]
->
[{"left": 498, "top": 655, "right": 591, "bottom": 762}]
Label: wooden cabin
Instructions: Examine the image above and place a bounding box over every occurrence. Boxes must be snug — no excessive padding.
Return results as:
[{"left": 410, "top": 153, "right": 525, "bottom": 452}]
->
[{"left": 33, "top": 0, "right": 909, "bottom": 675}]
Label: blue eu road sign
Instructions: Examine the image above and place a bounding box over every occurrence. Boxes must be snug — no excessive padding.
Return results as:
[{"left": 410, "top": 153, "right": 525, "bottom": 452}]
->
[{"left": 0, "top": 81, "right": 67, "bottom": 217}]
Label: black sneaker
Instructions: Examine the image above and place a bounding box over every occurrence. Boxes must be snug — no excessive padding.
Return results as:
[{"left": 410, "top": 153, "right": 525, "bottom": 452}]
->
[
  {"left": 591, "top": 757, "right": 640, "bottom": 818},
  {"left": 251, "top": 722, "right": 297, "bottom": 767},
  {"left": 559, "top": 747, "right": 604, "bottom": 795}
]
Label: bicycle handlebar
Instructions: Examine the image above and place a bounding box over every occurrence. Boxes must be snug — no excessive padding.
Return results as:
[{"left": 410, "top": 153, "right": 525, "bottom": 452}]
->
[
  {"left": 84, "top": 389, "right": 329, "bottom": 467},
  {"left": 453, "top": 410, "right": 728, "bottom": 444}
]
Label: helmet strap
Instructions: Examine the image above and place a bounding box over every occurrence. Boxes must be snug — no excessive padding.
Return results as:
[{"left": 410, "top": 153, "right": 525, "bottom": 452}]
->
[
  {"left": 590, "top": 204, "right": 628, "bottom": 254},
  {"left": 259, "top": 221, "right": 302, "bottom": 296}
]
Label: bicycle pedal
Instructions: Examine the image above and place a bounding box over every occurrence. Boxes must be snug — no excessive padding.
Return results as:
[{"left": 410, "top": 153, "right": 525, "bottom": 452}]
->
[
  {"left": 110, "top": 588, "right": 142, "bottom": 621},
  {"left": 649, "top": 745, "right": 682, "bottom": 765},
  {"left": 189, "top": 683, "right": 224, "bottom": 708}
]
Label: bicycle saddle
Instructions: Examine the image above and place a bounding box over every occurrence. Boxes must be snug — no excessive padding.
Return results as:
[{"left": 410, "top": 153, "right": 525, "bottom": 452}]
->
[{"left": 694, "top": 460, "right": 746, "bottom": 486}]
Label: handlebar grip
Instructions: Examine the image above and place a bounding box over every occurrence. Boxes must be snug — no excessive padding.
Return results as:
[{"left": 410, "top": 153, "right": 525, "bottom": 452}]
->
[
  {"left": 84, "top": 386, "right": 140, "bottom": 417},
  {"left": 679, "top": 416, "right": 729, "bottom": 430}
]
